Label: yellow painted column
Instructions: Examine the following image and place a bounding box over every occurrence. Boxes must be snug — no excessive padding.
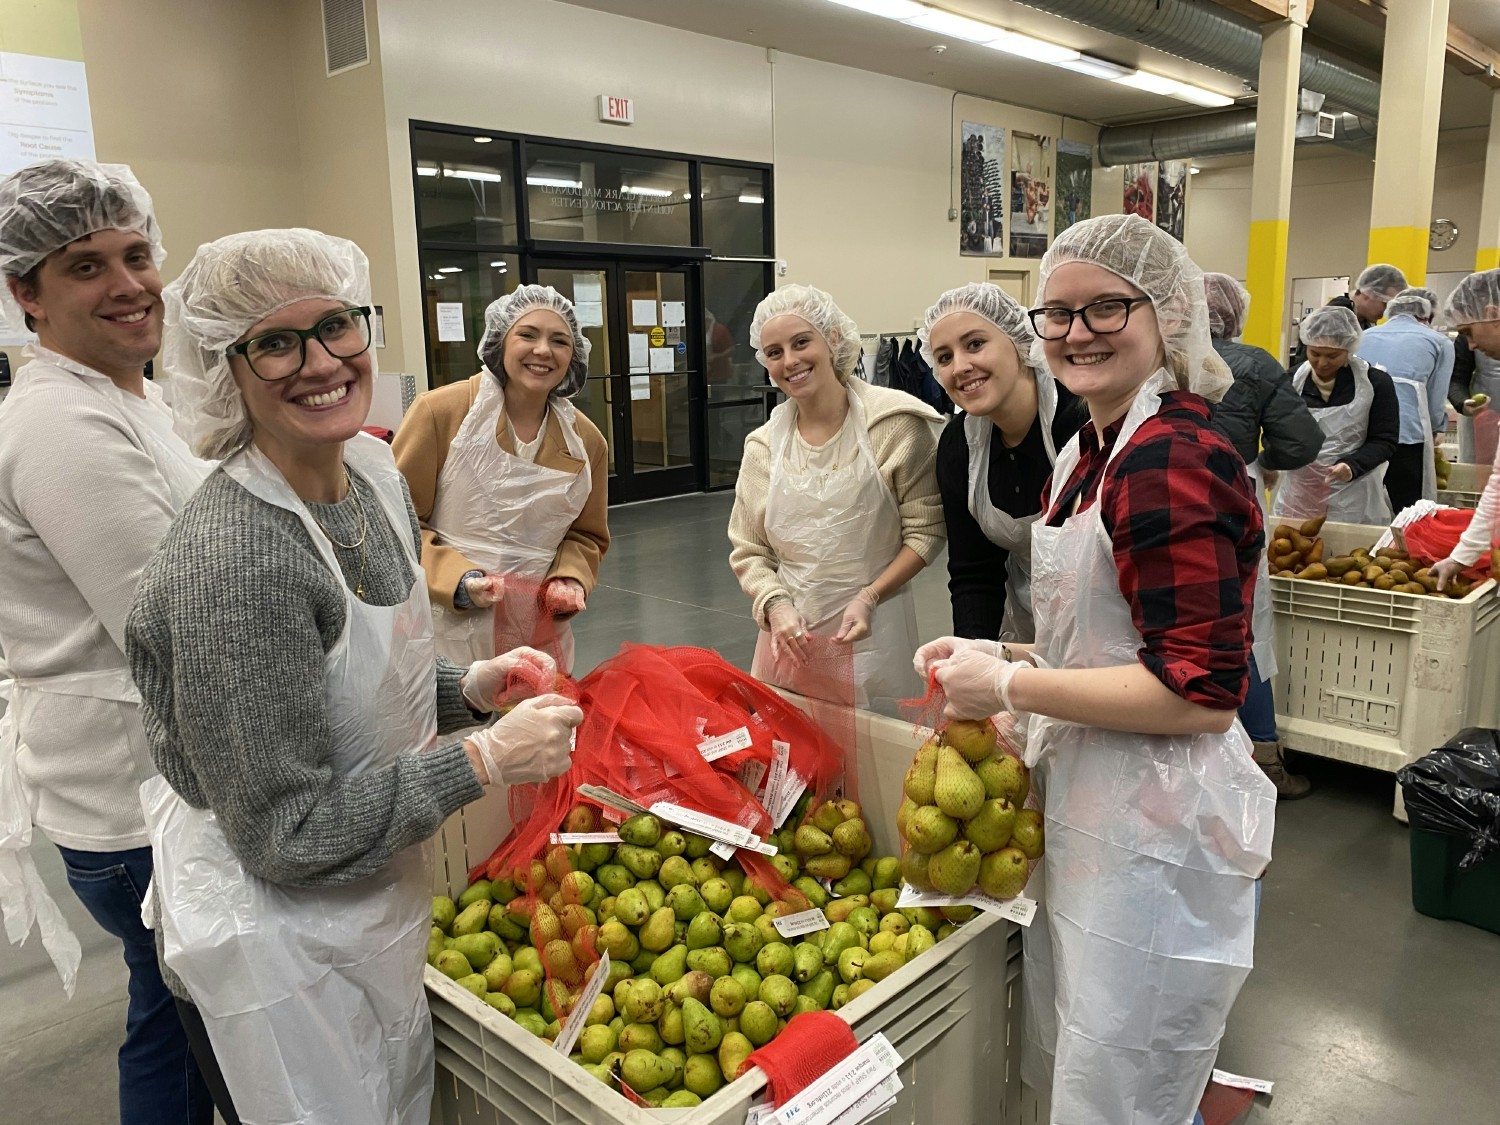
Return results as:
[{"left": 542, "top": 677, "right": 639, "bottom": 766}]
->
[
  {"left": 1367, "top": 0, "right": 1450, "bottom": 285},
  {"left": 1242, "top": 16, "right": 1303, "bottom": 357},
  {"left": 1477, "top": 89, "right": 1500, "bottom": 272}
]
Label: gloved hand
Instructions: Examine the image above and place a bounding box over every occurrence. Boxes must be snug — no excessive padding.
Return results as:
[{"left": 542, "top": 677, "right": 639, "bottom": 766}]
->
[
  {"left": 1325, "top": 462, "right": 1354, "bottom": 485},
  {"left": 1432, "top": 556, "right": 1468, "bottom": 592},
  {"left": 767, "top": 599, "right": 810, "bottom": 665},
  {"left": 912, "top": 636, "right": 1004, "bottom": 680},
  {"left": 465, "top": 694, "right": 583, "bottom": 788},
  {"left": 933, "top": 648, "right": 1026, "bottom": 720},
  {"left": 460, "top": 647, "right": 558, "bottom": 713},
  {"left": 543, "top": 577, "right": 587, "bottom": 618},
  {"left": 833, "top": 587, "right": 878, "bottom": 644},
  {"left": 462, "top": 573, "right": 505, "bottom": 609}
]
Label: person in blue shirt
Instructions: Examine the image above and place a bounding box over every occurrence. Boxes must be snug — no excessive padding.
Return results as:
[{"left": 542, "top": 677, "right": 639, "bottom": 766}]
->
[{"left": 1356, "top": 288, "right": 1453, "bottom": 512}]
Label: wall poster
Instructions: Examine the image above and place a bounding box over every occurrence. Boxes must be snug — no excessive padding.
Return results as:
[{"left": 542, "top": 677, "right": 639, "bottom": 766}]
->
[
  {"left": 1156, "top": 160, "right": 1189, "bottom": 242},
  {"left": 1122, "top": 162, "right": 1156, "bottom": 221},
  {"left": 959, "top": 121, "right": 1006, "bottom": 256},
  {"left": 1054, "top": 139, "right": 1093, "bottom": 238},
  {"left": 1008, "top": 132, "right": 1052, "bottom": 259}
]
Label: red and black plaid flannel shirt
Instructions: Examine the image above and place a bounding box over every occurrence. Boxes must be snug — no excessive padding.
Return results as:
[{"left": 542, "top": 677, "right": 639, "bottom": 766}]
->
[{"left": 1044, "top": 390, "right": 1263, "bottom": 710}]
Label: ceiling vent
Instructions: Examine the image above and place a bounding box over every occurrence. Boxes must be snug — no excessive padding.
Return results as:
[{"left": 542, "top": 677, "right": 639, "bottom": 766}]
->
[{"left": 323, "top": 0, "right": 369, "bottom": 77}]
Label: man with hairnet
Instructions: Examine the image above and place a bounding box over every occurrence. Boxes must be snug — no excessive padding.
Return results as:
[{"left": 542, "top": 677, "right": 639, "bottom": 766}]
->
[
  {"left": 1356, "top": 287, "right": 1453, "bottom": 511},
  {"left": 0, "top": 159, "right": 215, "bottom": 1122},
  {"left": 1292, "top": 262, "right": 1408, "bottom": 368}
]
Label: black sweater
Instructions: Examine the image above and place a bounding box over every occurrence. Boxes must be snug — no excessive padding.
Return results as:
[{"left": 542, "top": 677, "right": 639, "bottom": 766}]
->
[
  {"left": 1295, "top": 362, "right": 1400, "bottom": 479},
  {"left": 1210, "top": 339, "right": 1323, "bottom": 471}
]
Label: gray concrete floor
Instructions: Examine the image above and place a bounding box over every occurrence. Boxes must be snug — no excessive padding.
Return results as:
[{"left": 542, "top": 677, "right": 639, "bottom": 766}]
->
[{"left": 3, "top": 490, "right": 1497, "bottom": 1124}]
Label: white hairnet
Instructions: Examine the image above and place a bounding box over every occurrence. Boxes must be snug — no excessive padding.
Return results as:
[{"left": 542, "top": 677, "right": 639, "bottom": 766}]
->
[
  {"left": 919, "top": 282, "right": 1037, "bottom": 368},
  {"left": 0, "top": 159, "right": 163, "bottom": 336},
  {"left": 1035, "top": 214, "right": 1232, "bottom": 401},
  {"left": 1444, "top": 269, "right": 1500, "bottom": 327},
  {"left": 1384, "top": 288, "right": 1434, "bottom": 321},
  {"left": 1299, "top": 304, "right": 1361, "bottom": 352},
  {"left": 1355, "top": 263, "right": 1407, "bottom": 299},
  {"left": 1202, "top": 273, "right": 1249, "bottom": 340},
  {"left": 750, "top": 284, "right": 861, "bottom": 381},
  {"left": 163, "top": 228, "right": 371, "bottom": 460},
  {"left": 477, "top": 285, "right": 589, "bottom": 397}
]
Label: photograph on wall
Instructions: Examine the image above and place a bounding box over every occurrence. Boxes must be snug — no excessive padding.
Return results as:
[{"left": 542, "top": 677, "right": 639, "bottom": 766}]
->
[
  {"left": 1156, "top": 160, "right": 1189, "bottom": 242},
  {"left": 1054, "top": 139, "right": 1093, "bottom": 238},
  {"left": 1008, "top": 132, "right": 1052, "bottom": 259},
  {"left": 959, "top": 121, "right": 1006, "bottom": 256},
  {"left": 1123, "top": 162, "right": 1156, "bottom": 221}
]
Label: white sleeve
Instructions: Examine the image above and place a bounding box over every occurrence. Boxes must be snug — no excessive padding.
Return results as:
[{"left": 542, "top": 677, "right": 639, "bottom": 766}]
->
[{"left": 1448, "top": 441, "right": 1500, "bottom": 567}]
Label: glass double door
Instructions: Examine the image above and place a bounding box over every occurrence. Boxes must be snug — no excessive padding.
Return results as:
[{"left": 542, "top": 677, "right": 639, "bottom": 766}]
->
[{"left": 536, "top": 261, "right": 702, "bottom": 503}]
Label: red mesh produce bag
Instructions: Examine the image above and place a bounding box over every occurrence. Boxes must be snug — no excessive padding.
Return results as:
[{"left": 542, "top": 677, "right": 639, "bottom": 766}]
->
[
  {"left": 492, "top": 573, "right": 570, "bottom": 675},
  {"left": 1400, "top": 508, "right": 1493, "bottom": 580},
  {"left": 749, "top": 632, "right": 859, "bottom": 804}
]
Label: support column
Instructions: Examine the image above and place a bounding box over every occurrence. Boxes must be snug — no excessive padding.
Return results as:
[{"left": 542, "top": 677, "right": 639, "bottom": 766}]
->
[
  {"left": 1367, "top": 0, "right": 1450, "bottom": 285},
  {"left": 1243, "top": 15, "right": 1303, "bottom": 357},
  {"left": 1477, "top": 88, "right": 1500, "bottom": 272}
]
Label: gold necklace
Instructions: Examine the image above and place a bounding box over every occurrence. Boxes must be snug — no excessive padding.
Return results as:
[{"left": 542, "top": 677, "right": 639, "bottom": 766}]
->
[{"left": 309, "top": 467, "right": 369, "bottom": 600}]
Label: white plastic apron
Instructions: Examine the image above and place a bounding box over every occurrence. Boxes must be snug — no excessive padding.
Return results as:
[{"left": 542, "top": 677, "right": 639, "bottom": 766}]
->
[
  {"left": 1458, "top": 350, "right": 1500, "bottom": 465},
  {"left": 141, "top": 434, "right": 438, "bottom": 1125},
  {"left": 750, "top": 387, "right": 920, "bottom": 717},
  {"left": 1272, "top": 359, "right": 1391, "bottom": 525},
  {"left": 1389, "top": 373, "right": 1437, "bottom": 506},
  {"left": 1243, "top": 462, "right": 1278, "bottom": 682},
  {"left": 964, "top": 367, "right": 1059, "bottom": 644},
  {"left": 1021, "top": 370, "right": 1276, "bottom": 1125},
  {"left": 428, "top": 377, "right": 592, "bottom": 673}
]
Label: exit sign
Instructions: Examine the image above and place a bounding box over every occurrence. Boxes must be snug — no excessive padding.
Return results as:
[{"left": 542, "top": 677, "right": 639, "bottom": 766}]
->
[{"left": 598, "top": 95, "right": 634, "bottom": 125}]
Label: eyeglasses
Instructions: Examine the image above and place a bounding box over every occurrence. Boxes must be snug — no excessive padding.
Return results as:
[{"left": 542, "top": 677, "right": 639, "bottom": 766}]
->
[
  {"left": 226, "top": 306, "right": 373, "bottom": 382},
  {"left": 1027, "top": 297, "right": 1153, "bottom": 340}
]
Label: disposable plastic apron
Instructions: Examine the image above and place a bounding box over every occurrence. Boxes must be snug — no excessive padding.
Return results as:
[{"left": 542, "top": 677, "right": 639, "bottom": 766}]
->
[
  {"left": 1272, "top": 359, "right": 1391, "bottom": 525},
  {"left": 0, "top": 353, "right": 212, "bottom": 991},
  {"left": 141, "top": 434, "right": 438, "bottom": 1125},
  {"left": 1243, "top": 462, "right": 1278, "bottom": 681},
  {"left": 1458, "top": 350, "right": 1500, "bottom": 465},
  {"left": 1389, "top": 373, "right": 1437, "bottom": 505},
  {"left": 1020, "top": 369, "right": 1276, "bottom": 1125},
  {"left": 751, "top": 387, "right": 920, "bottom": 716},
  {"left": 964, "top": 368, "right": 1059, "bottom": 643},
  {"left": 428, "top": 376, "right": 592, "bottom": 672}
]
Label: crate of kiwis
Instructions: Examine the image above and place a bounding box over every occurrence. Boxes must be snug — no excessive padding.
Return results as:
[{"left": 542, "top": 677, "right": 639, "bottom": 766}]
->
[{"left": 1267, "top": 515, "right": 1474, "bottom": 598}]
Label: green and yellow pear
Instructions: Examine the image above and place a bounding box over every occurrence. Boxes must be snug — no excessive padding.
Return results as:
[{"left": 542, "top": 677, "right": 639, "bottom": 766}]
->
[
  {"left": 942, "top": 718, "right": 997, "bottom": 763},
  {"left": 963, "top": 798, "right": 1018, "bottom": 853},
  {"left": 934, "top": 747, "right": 985, "bottom": 820},
  {"left": 1010, "top": 809, "right": 1045, "bottom": 859},
  {"left": 978, "top": 846, "right": 1030, "bottom": 900},
  {"left": 928, "top": 840, "right": 982, "bottom": 896},
  {"left": 905, "top": 805, "right": 959, "bottom": 854},
  {"left": 903, "top": 737, "right": 939, "bottom": 805}
]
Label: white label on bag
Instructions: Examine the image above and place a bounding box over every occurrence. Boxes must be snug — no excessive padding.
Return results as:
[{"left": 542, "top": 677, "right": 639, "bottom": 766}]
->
[
  {"left": 1211, "top": 1068, "right": 1274, "bottom": 1096},
  {"left": 773, "top": 908, "right": 831, "bottom": 938},
  {"left": 650, "top": 802, "right": 756, "bottom": 847},
  {"left": 774, "top": 770, "right": 807, "bottom": 829},
  {"left": 552, "top": 950, "right": 610, "bottom": 1058},
  {"left": 894, "top": 884, "right": 1038, "bottom": 927},
  {"left": 739, "top": 759, "right": 768, "bottom": 795},
  {"left": 745, "top": 1107, "right": 776, "bottom": 1125},
  {"left": 764, "top": 740, "right": 789, "bottom": 806},
  {"left": 830, "top": 1074, "right": 902, "bottom": 1125},
  {"left": 699, "top": 726, "right": 753, "bottom": 762},
  {"left": 712, "top": 835, "right": 778, "bottom": 862},
  {"left": 770, "top": 1032, "right": 902, "bottom": 1125},
  {"left": 710, "top": 841, "right": 737, "bottom": 861},
  {"left": 576, "top": 785, "right": 648, "bottom": 817},
  {"left": 550, "top": 832, "right": 622, "bottom": 845}
]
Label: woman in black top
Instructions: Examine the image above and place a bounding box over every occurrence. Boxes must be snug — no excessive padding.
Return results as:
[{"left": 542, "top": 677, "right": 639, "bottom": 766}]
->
[{"left": 922, "top": 283, "right": 1086, "bottom": 642}]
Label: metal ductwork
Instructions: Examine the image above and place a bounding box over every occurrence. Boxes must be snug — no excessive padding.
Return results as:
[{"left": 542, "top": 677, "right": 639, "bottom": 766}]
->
[
  {"left": 1016, "top": 0, "right": 1382, "bottom": 118},
  {"left": 1097, "top": 108, "right": 1377, "bottom": 165}
]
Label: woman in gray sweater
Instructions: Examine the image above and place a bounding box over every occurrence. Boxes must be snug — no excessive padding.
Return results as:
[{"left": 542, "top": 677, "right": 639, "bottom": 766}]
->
[{"left": 125, "top": 229, "right": 582, "bottom": 1124}]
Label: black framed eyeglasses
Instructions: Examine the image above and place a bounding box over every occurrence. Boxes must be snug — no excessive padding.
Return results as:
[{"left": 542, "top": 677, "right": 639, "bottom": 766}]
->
[
  {"left": 1027, "top": 297, "right": 1152, "bottom": 340},
  {"left": 226, "top": 306, "right": 373, "bottom": 382}
]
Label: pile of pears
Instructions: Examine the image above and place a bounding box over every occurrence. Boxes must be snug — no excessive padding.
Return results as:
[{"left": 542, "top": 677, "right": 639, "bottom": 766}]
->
[
  {"left": 427, "top": 800, "right": 976, "bottom": 1108},
  {"left": 898, "top": 719, "right": 1042, "bottom": 900}
]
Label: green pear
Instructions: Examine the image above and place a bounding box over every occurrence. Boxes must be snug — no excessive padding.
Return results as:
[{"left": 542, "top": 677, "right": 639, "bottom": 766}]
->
[
  {"left": 623, "top": 978, "right": 665, "bottom": 1023},
  {"left": 690, "top": 858, "right": 721, "bottom": 884},
  {"left": 486, "top": 906, "right": 524, "bottom": 942},
  {"left": 758, "top": 974, "right": 798, "bottom": 1017},
  {"left": 792, "top": 941, "right": 824, "bottom": 982},
  {"left": 710, "top": 975, "right": 747, "bottom": 1017},
  {"left": 804, "top": 853, "right": 852, "bottom": 880},
  {"left": 618, "top": 813, "right": 663, "bottom": 848},
  {"left": 699, "top": 877, "right": 733, "bottom": 914},
  {"left": 454, "top": 973, "right": 487, "bottom": 998},
  {"left": 798, "top": 969, "right": 836, "bottom": 1009},
  {"left": 618, "top": 1022, "right": 664, "bottom": 1054},
  {"left": 727, "top": 895, "right": 762, "bottom": 924},
  {"left": 431, "top": 896, "right": 457, "bottom": 932},
  {"left": 862, "top": 950, "right": 905, "bottom": 982},
  {"left": 682, "top": 997, "right": 724, "bottom": 1054},
  {"left": 684, "top": 832, "right": 714, "bottom": 859},
  {"left": 434, "top": 949, "right": 472, "bottom": 980},
  {"left": 578, "top": 1023, "right": 617, "bottom": 1064},
  {"left": 659, "top": 1045, "right": 686, "bottom": 1086},
  {"left": 426, "top": 926, "right": 446, "bottom": 965},
  {"left": 1010, "top": 809, "right": 1045, "bottom": 859},
  {"left": 904, "top": 738, "right": 939, "bottom": 805},
  {"left": 659, "top": 855, "right": 697, "bottom": 890},
  {"left": 656, "top": 829, "right": 688, "bottom": 857},
  {"left": 792, "top": 876, "right": 829, "bottom": 908},
  {"left": 596, "top": 863, "right": 636, "bottom": 897},
  {"left": 651, "top": 944, "right": 688, "bottom": 986},
  {"left": 757, "top": 942, "right": 795, "bottom": 978},
  {"left": 685, "top": 946, "right": 731, "bottom": 979},
  {"left": 832, "top": 868, "right": 873, "bottom": 897},
  {"left": 739, "top": 1000, "right": 778, "bottom": 1046},
  {"left": 934, "top": 747, "right": 985, "bottom": 820},
  {"left": 456, "top": 880, "right": 493, "bottom": 910},
  {"left": 906, "top": 805, "right": 959, "bottom": 855},
  {"left": 832, "top": 818, "right": 871, "bottom": 860},
  {"left": 620, "top": 1048, "right": 672, "bottom": 1094},
  {"left": 636, "top": 881, "right": 667, "bottom": 911},
  {"left": 794, "top": 823, "right": 833, "bottom": 857},
  {"left": 513, "top": 1009, "right": 547, "bottom": 1037},
  {"left": 617, "top": 844, "right": 663, "bottom": 881},
  {"left": 483, "top": 991, "right": 516, "bottom": 1016},
  {"left": 685, "top": 911, "right": 724, "bottom": 950},
  {"left": 683, "top": 1051, "right": 724, "bottom": 1096},
  {"left": 665, "top": 970, "right": 714, "bottom": 1007},
  {"left": 719, "top": 1030, "right": 754, "bottom": 1082},
  {"left": 640, "top": 907, "right": 678, "bottom": 952},
  {"left": 663, "top": 1091, "right": 703, "bottom": 1108},
  {"left": 596, "top": 919, "right": 639, "bottom": 961},
  {"left": 668, "top": 883, "right": 707, "bottom": 921},
  {"left": 821, "top": 922, "right": 861, "bottom": 964},
  {"left": 978, "top": 846, "right": 1030, "bottom": 899},
  {"left": 964, "top": 798, "right": 1018, "bottom": 853},
  {"left": 837, "top": 946, "right": 868, "bottom": 984},
  {"left": 824, "top": 895, "right": 868, "bottom": 924},
  {"left": 480, "top": 952, "right": 514, "bottom": 991},
  {"left": 723, "top": 921, "right": 764, "bottom": 965},
  {"left": 731, "top": 964, "right": 762, "bottom": 1002},
  {"left": 905, "top": 925, "right": 937, "bottom": 961},
  {"left": 942, "top": 718, "right": 997, "bottom": 763},
  {"left": 810, "top": 800, "right": 847, "bottom": 834},
  {"left": 451, "top": 900, "right": 491, "bottom": 937},
  {"left": 658, "top": 1004, "right": 685, "bottom": 1045},
  {"left": 452, "top": 932, "right": 501, "bottom": 970},
  {"left": 846, "top": 906, "right": 880, "bottom": 938}
]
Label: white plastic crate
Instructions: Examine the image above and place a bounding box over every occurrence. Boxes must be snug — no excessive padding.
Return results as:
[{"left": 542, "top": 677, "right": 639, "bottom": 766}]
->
[
  {"left": 426, "top": 703, "right": 1031, "bottom": 1125},
  {"left": 1271, "top": 523, "right": 1500, "bottom": 803},
  {"left": 1436, "top": 460, "right": 1491, "bottom": 510}
]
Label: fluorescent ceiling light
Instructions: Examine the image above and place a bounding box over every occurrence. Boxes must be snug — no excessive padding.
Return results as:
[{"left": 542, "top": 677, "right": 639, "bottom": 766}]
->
[
  {"left": 1114, "top": 70, "right": 1234, "bottom": 107},
  {"left": 1189, "top": 166, "right": 1202, "bottom": 175},
  {"left": 739, "top": 193, "right": 765, "bottom": 204},
  {"left": 473, "top": 136, "right": 492, "bottom": 143},
  {"left": 826, "top": 0, "right": 924, "bottom": 17},
  {"left": 416, "top": 165, "right": 439, "bottom": 177},
  {"left": 437, "top": 266, "right": 463, "bottom": 273},
  {"left": 902, "top": 8, "right": 1005, "bottom": 43},
  {"left": 621, "top": 185, "right": 675, "bottom": 198},
  {"left": 446, "top": 169, "right": 503, "bottom": 183},
  {"left": 981, "top": 29, "right": 1078, "bottom": 63},
  {"left": 490, "top": 260, "right": 507, "bottom": 267},
  {"left": 1052, "top": 54, "right": 1131, "bottom": 80},
  {"left": 528, "top": 176, "right": 583, "bottom": 188}
]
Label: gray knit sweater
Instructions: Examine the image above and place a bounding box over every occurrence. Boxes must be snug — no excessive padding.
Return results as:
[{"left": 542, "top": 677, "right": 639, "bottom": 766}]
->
[{"left": 127, "top": 464, "right": 486, "bottom": 897}]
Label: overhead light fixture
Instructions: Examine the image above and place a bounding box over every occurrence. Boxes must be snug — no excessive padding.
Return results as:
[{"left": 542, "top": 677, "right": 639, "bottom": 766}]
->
[
  {"left": 739, "top": 193, "right": 765, "bottom": 204},
  {"left": 1052, "top": 54, "right": 1132, "bottom": 80},
  {"left": 1189, "top": 166, "right": 1202, "bottom": 175},
  {"left": 473, "top": 136, "right": 493, "bottom": 143},
  {"left": 445, "top": 169, "right": 503, "bottom": 183},
  {"left": 527, "top": 176, "right": 583, "bottom": 189},
  {"left": 489, "top": 260, "right": 507, "bottom": 267},
  {"left": 437, "top": 266, "right": 463, "bottom": 273},
  {"left": 826, "top": 0, "right": 924, "bottom": 17},
  {"left": 621, "top": 185, "right": 675, "bottom": 198},
  {"left": 416, "top": 165, "right": 439, "bottom": 177},
  {"left": 979, "top": 29, "right": 1079, "bottom": 63},
  {"left": 902, "top": 7, "right": 1005, "bottom": 43},
  {"left": 1114, "top": 70, "right": 1235, "bottom": 107}
]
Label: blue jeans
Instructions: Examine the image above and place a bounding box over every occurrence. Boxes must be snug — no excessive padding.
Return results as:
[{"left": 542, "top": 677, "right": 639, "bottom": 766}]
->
[
  {"left": 56, "top": 845, "right": 214, "bottom": 1125},
  {"left": 1237, "top": 654, "right": 1277, "bottom": 744}
]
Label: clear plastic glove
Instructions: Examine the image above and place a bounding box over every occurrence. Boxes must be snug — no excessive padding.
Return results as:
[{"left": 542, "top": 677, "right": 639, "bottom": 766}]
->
[
  {"left": 767, "top": 599, "right": 810, "bottom": 666},
  {"left": 912, "top": 635, "right": 1005, "bottom": 680},
  {"left": 462, "top": 573, "right": 505, "bottom": 609},
  {"left": 1325, "top": 462, "right": 1354, "bottom": 485},
  {"left": 832, "top": 588, "right": 877, "bottom": 644},
  {"left": 1432, "top": 556, "right": 1468, "bottom": 592},
  {"left": 460, "top": 647, "right": 558, "bottom": 713},
  {"left": 933, "top": 648, "right": 1025, "bottom": 720},
  {"left": 543, "top": 577, "right": 587, "bottom": 619},
  {"left": 465, "top": 693, "right": 583, "bottom": 787}
]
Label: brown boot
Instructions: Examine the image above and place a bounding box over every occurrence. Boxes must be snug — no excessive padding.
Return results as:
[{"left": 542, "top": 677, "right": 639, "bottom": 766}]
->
[{"left": 1253, "top": 740, "right": 1311, "bottom": 800}]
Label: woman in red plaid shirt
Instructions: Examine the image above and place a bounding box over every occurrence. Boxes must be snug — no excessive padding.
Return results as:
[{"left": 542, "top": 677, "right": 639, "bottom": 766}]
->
[{"left": 915, "top": 215, "right": 1277, "bottom": 1124}]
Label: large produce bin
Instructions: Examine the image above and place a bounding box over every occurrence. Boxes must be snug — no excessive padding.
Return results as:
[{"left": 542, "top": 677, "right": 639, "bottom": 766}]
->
[
  {"left": 425, "top": 702, "right": 1033, "bottom": 1125},
  {"left": 1436, "top": 461, "right": 1490, "bottom": 510},
  {"left": 1271, "top": 522, "right": 1500, "bottom": 815}
]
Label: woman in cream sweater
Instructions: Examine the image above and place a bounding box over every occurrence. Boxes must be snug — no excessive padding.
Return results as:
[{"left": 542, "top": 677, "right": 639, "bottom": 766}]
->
[{"left": 728, "top": 285, "right": 945, "bottom": 715}]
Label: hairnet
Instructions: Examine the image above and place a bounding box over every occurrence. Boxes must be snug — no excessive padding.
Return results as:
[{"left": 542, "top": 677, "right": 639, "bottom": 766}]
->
[
  {"left": 1034, "top": 213, "right": 1232, "bottom": 401},
  {"left": 477, "top": 285, "right": 589, "bottom": 397},
  {"left": 1384, "top": 288, "right": 1434, "bottom": 321},
  {"left": 0, "top": 159, "right": 164, "bottom": 336},
  {"left": 750, "top": 284, "right": 861, "bottom": 381},
  {"left": 918, "top": 282, "right": 1037, "bottom": 368},
  {"left": 1298, "top": 304, "right": 1361, "bottom": 352},
  {"left": 163, "top": 228, "right": 371, "bottom": 460},
  {"left": 1202, "top": 272, "right": 1249, "bottom": 339},
  {"left": 1444, "top": 269, "right": 1500, "bottom": 327},
  {"left": 1355, "top": 263, "right": 1407, "bottom": 299}
]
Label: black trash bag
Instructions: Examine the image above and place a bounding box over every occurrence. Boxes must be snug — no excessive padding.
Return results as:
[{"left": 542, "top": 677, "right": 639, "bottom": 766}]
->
[{"left": 1397, "top": 728, "right": 1500, "bottom": 869}]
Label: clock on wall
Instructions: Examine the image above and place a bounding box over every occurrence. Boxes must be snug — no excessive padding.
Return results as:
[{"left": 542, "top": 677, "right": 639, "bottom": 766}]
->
[{"left": 1429, "top": 218, "right": 1460, "bottom": 251}]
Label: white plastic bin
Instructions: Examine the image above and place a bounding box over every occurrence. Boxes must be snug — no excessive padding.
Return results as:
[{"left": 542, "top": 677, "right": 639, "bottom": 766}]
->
[
  {"left": 1436, "top": 461, "right": 1491, "bottom": 510},
  {"left": 426, "top": 702, "right": 1031, "bottom": 1125}
]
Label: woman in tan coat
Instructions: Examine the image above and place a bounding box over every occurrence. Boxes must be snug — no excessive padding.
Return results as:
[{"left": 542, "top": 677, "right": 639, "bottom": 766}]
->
[{"left": 394, "top": 286, "right": 608, "bottom": 673}]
